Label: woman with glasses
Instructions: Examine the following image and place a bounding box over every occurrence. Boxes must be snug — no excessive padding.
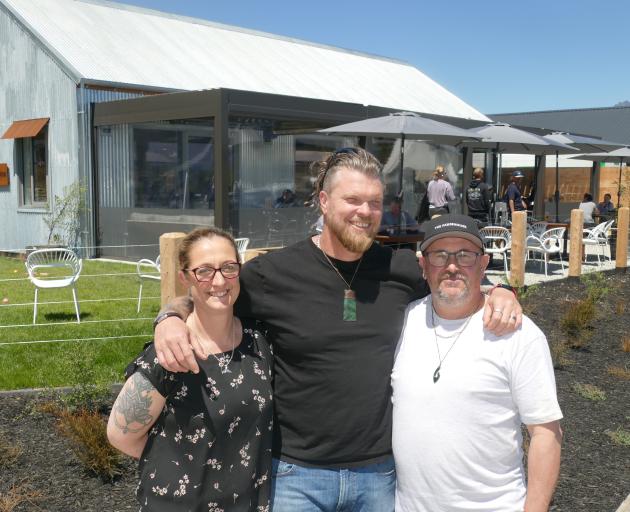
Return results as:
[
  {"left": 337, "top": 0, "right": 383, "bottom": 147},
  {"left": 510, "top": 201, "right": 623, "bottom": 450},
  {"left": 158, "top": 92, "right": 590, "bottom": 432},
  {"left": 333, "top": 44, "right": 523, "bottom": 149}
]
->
[{"left": 107, "top": 227, "right": 273, "bottom": 512}]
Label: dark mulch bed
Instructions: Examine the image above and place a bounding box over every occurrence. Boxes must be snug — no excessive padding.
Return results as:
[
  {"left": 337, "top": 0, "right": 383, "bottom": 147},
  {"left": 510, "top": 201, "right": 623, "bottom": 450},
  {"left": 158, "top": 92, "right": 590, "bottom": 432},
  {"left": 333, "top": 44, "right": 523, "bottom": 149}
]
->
[{"left": 0, "top": 271, "right": 628, "bottom": 512}]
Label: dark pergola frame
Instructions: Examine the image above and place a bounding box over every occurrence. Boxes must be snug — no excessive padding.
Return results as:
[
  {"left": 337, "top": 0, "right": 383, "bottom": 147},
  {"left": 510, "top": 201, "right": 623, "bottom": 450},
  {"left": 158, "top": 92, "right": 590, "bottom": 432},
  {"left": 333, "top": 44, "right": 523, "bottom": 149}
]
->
[{"left": 92, "top": 87, "right": 485, "bottom": 239}]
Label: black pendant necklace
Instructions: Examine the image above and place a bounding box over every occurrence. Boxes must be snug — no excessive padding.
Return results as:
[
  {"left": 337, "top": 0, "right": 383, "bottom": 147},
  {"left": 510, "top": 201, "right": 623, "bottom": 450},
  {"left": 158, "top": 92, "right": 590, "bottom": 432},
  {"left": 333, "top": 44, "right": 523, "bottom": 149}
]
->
[{"left": 431, "top": 302, "right": 475, "bottom": 383}]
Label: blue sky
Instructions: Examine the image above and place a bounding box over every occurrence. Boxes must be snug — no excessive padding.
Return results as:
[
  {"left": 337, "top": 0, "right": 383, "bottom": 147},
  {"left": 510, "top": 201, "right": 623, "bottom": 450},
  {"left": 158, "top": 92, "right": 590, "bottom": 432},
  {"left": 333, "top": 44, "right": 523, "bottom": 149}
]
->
[{"left": 122, "top": 0, "right": 629, "bottom": 115}]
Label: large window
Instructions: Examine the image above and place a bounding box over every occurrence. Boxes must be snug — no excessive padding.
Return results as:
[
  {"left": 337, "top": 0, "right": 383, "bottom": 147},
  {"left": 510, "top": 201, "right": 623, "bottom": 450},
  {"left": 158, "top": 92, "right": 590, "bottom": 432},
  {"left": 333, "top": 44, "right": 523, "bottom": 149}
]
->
[
  {"left": 18, "top": 126, "right": 48, "bottom": 207},
  {"left": 96, "top": 118, "right": 214, "bottom": 260}
]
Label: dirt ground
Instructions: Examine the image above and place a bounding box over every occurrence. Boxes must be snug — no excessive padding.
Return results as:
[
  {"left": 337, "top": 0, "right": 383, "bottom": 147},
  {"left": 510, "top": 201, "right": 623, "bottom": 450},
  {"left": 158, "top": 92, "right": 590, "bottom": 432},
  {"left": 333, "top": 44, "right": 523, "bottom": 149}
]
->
[{"left": 0, "top": 271, "right": 628, "bottom": 512}]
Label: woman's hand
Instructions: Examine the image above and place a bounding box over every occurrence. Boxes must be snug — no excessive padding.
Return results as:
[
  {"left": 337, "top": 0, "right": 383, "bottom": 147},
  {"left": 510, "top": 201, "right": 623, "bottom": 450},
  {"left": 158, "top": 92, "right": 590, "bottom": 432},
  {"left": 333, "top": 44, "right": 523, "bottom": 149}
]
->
[
  {"left": 483, "top": 287, "right": 523, "bottom": 335},
  {"left": 155, "top": 316, "right": 207, "bottom": 374}
]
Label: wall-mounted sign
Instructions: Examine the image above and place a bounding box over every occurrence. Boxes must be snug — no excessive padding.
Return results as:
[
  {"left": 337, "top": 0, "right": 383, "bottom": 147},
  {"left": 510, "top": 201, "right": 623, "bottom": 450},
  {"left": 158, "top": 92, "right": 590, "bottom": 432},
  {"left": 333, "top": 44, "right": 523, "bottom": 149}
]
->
[{"left": 0, "top": 164, "right": 8, "bottom": 187}]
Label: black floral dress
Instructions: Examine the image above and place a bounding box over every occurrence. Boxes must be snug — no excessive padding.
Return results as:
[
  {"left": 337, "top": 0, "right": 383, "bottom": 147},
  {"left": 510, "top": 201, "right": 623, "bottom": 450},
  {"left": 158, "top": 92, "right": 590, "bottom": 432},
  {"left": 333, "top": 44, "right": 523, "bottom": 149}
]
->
[{"left": 125, "top": 321, "right": 273, "bottom": 512}]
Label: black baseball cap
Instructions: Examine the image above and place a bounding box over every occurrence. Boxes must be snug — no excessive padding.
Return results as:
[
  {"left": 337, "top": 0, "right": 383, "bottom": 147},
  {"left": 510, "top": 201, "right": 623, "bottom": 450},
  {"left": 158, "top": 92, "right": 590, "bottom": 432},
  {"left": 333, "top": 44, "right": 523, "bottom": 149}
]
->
[{"left": 420, "top": 214, "right": 484, "bottom": 252}]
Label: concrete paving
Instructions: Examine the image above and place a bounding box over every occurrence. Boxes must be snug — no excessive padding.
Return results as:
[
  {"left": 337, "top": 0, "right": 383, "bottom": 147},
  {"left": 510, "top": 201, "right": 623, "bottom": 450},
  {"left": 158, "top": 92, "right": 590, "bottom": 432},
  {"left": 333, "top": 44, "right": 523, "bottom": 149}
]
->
[{"left": 482, "top": 248, "right": 629, "bottom": 288}]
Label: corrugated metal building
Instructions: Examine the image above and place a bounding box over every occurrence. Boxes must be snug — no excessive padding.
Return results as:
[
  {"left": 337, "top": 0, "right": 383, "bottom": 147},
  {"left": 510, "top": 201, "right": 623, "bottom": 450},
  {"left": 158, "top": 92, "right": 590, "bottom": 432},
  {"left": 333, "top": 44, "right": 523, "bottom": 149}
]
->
[{"left": 0, "top": 0, "right": 489, "bottom": 257}]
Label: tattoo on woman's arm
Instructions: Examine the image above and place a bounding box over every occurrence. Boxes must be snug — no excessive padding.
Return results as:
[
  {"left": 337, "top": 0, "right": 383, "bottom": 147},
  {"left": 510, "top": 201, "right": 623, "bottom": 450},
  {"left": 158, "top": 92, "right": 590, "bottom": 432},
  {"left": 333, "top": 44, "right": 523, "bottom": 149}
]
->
[{"left": 113, "top": 373, "right": 157, "bottom": 434}]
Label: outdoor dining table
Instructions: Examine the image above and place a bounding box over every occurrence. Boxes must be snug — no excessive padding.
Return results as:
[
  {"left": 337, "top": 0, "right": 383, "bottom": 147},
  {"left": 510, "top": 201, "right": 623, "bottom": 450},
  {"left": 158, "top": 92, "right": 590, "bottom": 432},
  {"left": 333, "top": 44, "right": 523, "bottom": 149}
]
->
[{"left": 375, "top": 233, "right": 424, "bottom": 250}]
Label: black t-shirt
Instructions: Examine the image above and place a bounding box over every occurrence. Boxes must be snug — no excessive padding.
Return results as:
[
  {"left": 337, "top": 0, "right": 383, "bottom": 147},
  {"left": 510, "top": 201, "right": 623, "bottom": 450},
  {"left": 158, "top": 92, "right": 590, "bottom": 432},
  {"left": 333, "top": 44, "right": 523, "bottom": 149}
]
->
[
  {"left": 236, "top": 238, "right": 428, "bottom": 467},
  {"left": 466, "top": 179, "right": 491, "bottom": 215},
  {"left": 505, "top": 182, "right": 525, "bottom": 211}
]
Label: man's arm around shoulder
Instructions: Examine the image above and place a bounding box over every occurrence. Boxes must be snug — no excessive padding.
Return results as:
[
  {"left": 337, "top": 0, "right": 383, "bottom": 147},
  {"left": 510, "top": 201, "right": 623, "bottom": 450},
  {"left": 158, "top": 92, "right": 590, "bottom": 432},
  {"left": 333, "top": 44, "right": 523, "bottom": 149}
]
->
[{"left": 154, "top": 296, "right": 205, "bottom": 374}]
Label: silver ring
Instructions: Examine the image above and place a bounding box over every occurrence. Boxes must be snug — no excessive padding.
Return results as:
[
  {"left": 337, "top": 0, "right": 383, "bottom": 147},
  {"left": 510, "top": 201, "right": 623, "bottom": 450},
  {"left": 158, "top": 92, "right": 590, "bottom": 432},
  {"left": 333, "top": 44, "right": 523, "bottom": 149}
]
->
[{"left": 493, "top": 309, "right": 503, "bottom": 314}]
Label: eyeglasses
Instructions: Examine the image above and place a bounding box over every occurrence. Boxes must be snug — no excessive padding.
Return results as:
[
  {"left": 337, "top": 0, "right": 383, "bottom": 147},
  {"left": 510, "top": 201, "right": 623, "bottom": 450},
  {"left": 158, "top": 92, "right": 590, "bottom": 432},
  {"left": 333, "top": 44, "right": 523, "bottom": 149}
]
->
[
  {"left": 424, "top": 250, "right": 482, "bottom": 267},
  {"left": 186, "top": 262, "right": 241, "bottom": 282}
]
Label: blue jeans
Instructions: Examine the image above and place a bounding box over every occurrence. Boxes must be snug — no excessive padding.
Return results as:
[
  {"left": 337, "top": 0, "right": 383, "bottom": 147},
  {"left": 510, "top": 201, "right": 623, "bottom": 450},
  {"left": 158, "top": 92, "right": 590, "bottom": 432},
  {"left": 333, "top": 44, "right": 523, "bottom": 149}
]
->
[{"left": 271, "top": 457, "right": 395, "bottom": 512}]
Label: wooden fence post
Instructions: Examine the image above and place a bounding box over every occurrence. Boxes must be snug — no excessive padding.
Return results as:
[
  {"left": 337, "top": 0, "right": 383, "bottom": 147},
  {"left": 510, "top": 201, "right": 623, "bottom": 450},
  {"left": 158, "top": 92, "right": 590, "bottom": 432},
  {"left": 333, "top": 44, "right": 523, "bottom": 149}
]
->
[
  {"left": 509, "top": 211, "right": 527, "bottom": 287},
  {"left": 615, "top": 207, "right": 629, "bottom": 273},
  {"left": 159, "top": 232, "right": 187, "bottom": 307},
  {"left": 568, "top": 209, "right": 584, "bottom": 278}
]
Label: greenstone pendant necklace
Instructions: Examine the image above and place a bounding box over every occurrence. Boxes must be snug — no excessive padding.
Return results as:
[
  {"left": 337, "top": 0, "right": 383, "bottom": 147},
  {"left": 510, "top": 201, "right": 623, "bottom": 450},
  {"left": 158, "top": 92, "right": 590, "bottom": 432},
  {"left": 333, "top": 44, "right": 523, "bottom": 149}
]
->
[{"left": 315, "top": 236, "right": 363, "bottom": 321}]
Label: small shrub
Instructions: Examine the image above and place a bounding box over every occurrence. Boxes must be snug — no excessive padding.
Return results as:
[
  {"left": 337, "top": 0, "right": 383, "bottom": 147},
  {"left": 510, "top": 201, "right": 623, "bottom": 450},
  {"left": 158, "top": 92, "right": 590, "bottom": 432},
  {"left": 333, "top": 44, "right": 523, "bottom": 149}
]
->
[
  {"left": 581, "top": 272, "right": 611, "bottom": 302},
  {"left": 61, "top": 382, "right": 113, "bottom": 414},
  {"left": 549, "top": 340, "right": 571, "bottom": 369},
  {"left": 0, "top": 434, "right": 24, "bottom": 470},
  {"left": 56, "top": 408, "right": 124, "bottom": 482},
  {"left": 573, "top": 382, "right": 607, "bottom": 401},
  {"left": 622, "top": 338, "right": 630, "bottom": 353},
  {"left": 0, "top": 481, "right": 43, "bottom": 512},
  {"left": 567, "top": 331, "right": 593, "bottom": 350},
  {"left": 606, "top": 428, "right": 630, "bottom": 447},
  {"left": 0, "top": 434, "right": 22, "bottom": 467},
  {"left": 56, "top": 350, "right": 115, "bottom": 413},
  {"left": 560, "top": 298, "right": 595, "bottom": 339},
  {"left": 615, "top": 299, "right": 627, "bottom": 315},
  {"left": 607, "top": 366, "right": 630, "bottom": 380}
]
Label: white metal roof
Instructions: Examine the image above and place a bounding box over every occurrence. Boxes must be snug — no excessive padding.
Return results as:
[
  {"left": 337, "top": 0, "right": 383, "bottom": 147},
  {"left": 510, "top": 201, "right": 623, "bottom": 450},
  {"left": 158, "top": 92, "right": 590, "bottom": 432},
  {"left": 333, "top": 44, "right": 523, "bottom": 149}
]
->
[{"left": 1, "top": 0, "right": 489, "bottom": 121}]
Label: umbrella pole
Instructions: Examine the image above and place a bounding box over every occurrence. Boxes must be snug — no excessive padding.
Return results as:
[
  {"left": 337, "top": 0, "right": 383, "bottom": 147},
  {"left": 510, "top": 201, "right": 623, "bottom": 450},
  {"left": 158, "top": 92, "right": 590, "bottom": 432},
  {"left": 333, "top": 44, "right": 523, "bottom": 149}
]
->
[
  {"left": 398, "top": 134, "right": 405, "bottom": 230},
  {"left": 555, "top": 151, "right": 560, "bottom": 222}
]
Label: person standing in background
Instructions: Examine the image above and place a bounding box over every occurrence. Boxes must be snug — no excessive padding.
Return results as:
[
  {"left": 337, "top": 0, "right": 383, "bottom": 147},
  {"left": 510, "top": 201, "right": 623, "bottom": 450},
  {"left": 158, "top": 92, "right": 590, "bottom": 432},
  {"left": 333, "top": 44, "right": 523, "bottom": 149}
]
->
[
  {"left": 466, "top": 167, "right": 491, "bottom": 225},
  {"left": 505, "top": 170, "right": 527, "bottom": 217},
  {"left": 427, "top": 166, "right": 455, "bottom": 218}
]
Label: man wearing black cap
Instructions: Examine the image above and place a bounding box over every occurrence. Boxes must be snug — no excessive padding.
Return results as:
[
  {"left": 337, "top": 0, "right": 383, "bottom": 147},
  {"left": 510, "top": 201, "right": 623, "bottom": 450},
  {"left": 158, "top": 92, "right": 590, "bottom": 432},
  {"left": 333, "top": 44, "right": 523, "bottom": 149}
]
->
[
  {"left": 505, "top": 170, "right": 527, "bottom": 217},
  {"left": 392, "top": 214, "right": 562, "bottom": 512}
]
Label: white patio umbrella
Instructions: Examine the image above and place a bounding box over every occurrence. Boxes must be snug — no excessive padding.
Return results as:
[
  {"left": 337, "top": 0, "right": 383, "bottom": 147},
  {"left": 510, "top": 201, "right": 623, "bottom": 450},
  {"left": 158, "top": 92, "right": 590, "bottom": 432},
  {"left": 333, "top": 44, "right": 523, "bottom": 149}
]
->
[
  {"left": 461, "top": 123, "right": 578, "bottom": 204},
  {"left": 544, "top": 132, "right": 625, "bottom": 220},
  {"left": 319, "top": 111, "right": 481, "bottom": 194},
  {"left": 569, "top": 146, "right": 630, "bottom": 207}
]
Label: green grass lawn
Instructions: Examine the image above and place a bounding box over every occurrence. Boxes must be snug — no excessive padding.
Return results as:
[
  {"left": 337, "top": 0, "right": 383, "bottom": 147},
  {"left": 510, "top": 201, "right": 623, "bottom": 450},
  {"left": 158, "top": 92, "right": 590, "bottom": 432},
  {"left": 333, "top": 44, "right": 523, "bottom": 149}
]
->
[{"left": 0, "top": 256, "right": 161, "bottom": 390}]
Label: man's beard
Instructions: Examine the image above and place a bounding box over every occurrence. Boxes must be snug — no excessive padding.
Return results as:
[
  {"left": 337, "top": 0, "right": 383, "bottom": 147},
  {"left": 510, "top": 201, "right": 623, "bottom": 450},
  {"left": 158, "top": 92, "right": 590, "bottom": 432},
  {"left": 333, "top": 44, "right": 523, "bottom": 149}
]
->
[
  {"left": 325, "top": 212, "right": 377, "bottom": 254},
  {"left": 435, "top": 272, "right": 471, "bottom": 306}
]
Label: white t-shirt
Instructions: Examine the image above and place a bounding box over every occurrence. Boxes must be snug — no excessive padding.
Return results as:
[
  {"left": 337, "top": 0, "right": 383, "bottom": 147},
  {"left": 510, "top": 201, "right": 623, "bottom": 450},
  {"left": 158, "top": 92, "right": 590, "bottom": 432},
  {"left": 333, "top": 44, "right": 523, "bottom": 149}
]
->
[
  {"left": 579, "top": 201, "right": 598, "bottom": 223},
  {"left": 392, "top": 296, "right": 562, "bottom": 512}
]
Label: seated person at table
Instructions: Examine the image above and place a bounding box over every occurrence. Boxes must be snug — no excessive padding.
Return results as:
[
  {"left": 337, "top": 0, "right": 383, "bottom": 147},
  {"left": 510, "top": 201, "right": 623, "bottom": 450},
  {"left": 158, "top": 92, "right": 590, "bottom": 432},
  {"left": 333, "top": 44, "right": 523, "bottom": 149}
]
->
[
  {"left": 274, "top": 188, "right": 297, "bottom": 208},
  {"left": 597, "top": 193, "right": 615, "bottom": 217},
  {"left": 380, "top": 198, "right": 420, "bottom": 235},
  {"left": 579, "top": 193, "right": 599, "bottom": 226}
]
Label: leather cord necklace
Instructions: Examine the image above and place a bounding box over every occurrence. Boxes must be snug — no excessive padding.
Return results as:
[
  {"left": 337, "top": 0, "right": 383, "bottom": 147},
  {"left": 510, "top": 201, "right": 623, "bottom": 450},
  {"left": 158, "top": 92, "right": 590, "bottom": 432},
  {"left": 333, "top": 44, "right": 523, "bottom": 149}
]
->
[
  {"left": 430, "top": 301, "right": 474, "bottom": 383},
  {"left": 314, "top": 236, "right": 363, "bottom": 321}
]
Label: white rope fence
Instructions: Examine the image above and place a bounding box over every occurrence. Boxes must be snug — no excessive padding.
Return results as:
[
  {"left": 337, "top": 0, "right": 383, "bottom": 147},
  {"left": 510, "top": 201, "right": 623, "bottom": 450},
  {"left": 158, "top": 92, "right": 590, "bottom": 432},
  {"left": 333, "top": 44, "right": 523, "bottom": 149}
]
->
[
  {"left": 0, "top": 296, "right": 160, "bottom": 308},
  {"left": 0, "top": 334, "right": 153, "bottom": 347},
  {"left": 0, "top": 317, "right": 154, "bottom": 329},
  {"left": 0, "top": 271, "right": 158, "bottom": 283}
]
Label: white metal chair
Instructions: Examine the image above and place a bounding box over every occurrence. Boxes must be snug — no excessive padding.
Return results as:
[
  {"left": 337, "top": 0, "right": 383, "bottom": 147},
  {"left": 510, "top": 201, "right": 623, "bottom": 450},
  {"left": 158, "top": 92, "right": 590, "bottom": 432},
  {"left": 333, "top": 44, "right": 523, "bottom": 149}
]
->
[
  {"left": 493, "top": 202, "right": 509, "bottom": 226},
  {"left": 137, "top": 256, "right": 160, "bottom": 313},
  {"left": 528, "top": 221, "right": 548, "bottom": 238},
  {"left": 526, "top": 227, "right": 566, "bottom": 277},
  {"left": 234, "top": 237, "right": 250, "bottom": 263},
  {"left": 479, "top": 226, "right": 511, "bottom": 278},
  {"left": 582, "top": 220, "right": 615, "bottom": 265},
  {"left": 25, "top": 248, "right": 82, "bottom": 324}
]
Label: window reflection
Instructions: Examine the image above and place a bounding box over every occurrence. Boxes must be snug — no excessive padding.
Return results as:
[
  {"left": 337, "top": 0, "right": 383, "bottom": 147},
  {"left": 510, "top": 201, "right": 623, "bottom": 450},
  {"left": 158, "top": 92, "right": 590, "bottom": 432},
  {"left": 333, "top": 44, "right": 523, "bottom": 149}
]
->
[
  {"left": 228, "top": 116, "right": 354, "bottom": 247},
  {"left": 133, "top": 123, "right": 213, "bottom": 210}
]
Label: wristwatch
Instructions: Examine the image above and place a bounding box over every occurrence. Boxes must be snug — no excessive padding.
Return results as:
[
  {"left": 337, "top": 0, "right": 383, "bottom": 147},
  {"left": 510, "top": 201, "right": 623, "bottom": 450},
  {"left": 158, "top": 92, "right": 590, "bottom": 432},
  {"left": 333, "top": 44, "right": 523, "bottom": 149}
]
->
[
  {"left": 153, "top": 311, "right": 183, "bottom": 330},
  {"left": 489, "top": 283, "right": 518, "bottom": 299}
]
